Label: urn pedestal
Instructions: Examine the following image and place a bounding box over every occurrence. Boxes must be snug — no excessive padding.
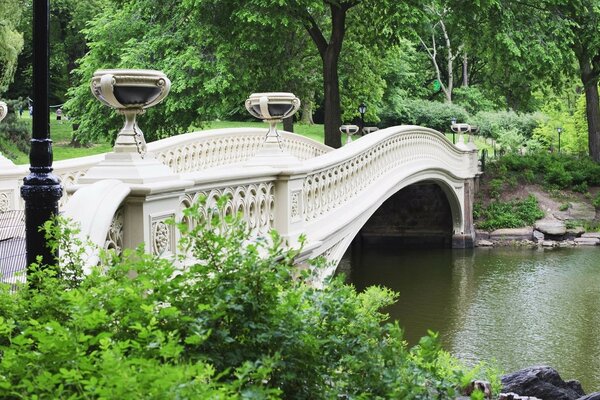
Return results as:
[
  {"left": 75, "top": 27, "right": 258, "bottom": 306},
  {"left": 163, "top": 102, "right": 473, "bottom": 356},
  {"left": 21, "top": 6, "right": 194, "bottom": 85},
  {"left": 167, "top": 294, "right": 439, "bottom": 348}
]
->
[{"left": 340, "top": 124, "right": 359, "bottom": 145}]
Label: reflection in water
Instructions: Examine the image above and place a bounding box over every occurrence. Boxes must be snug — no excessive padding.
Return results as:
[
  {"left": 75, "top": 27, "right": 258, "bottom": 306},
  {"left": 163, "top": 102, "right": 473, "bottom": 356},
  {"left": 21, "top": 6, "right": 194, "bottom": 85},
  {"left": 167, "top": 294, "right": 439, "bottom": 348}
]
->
[{"left": 346, "top": 246, "right": 600, "bottom": 392}]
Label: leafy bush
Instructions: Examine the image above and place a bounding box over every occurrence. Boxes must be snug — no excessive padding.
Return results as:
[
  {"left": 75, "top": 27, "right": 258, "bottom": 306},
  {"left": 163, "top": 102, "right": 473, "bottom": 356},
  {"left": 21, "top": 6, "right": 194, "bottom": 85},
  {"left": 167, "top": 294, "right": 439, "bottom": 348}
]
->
[
  {"left": 476, "top": 195, "right": 545, "bottom": 231},
  {"left": 453, "top": 87, "right": 498, "bottom": 114},
  {"left": 379, "top": 98, "right": 469, "bottom": 132},
  {"left": 471, "top": 110, "right": 544, "bottom": 140},
  {"left": 0, "top": 200, "right": 496, "bottom": 399},
  {"left": 487, "top": 152, "right": 600, "bottom": 191},
  {"left": 593, "top": 193, "right": 600, "bottom": 209},
  {"left": 0, "top": 98, "right": 29, "bottom": 160}
]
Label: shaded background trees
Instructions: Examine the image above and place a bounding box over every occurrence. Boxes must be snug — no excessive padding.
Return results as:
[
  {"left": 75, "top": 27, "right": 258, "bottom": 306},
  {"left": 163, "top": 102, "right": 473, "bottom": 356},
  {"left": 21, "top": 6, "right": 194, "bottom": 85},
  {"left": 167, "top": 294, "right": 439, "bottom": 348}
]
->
[{"left": 3, "top": 0, "right": 600, "bottom": 157}]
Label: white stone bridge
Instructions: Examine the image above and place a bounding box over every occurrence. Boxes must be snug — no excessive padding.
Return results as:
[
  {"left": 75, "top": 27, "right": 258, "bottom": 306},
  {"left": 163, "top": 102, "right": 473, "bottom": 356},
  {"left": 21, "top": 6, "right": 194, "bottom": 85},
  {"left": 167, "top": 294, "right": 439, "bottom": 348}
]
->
[{"left": 0, "top": 125, "right": 480, "bottom": 278}]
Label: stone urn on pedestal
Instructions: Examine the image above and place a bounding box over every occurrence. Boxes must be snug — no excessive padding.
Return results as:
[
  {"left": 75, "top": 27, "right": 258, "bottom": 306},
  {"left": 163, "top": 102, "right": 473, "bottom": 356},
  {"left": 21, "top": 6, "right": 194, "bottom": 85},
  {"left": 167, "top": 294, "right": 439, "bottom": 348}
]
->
[
  {"left": 245, "top": 92, "right": 301, "bottom": 166},
  {"left": 81, "top": 69, "right": 176, "bottom": 184},
  {"left": 451, "top": 121, "right": 471, "bottom": 150},
  {"left": 340, "top": 124, "right": 359, "bottom": 145}
]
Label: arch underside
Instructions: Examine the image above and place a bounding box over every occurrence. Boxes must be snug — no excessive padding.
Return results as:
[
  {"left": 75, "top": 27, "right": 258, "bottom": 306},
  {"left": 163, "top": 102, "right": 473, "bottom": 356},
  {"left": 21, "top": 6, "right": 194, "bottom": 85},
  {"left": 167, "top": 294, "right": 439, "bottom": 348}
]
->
[{"left": 305, "top": 167, "right": 467, "bottom": 277}]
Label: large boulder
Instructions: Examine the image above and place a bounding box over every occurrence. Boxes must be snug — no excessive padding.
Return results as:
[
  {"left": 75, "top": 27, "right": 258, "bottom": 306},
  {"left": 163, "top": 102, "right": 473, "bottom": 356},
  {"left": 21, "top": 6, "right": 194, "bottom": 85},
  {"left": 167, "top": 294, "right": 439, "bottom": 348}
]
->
[
  {"left": 501, "top": 366, "right": 585, "bottom": 400},
  {"left": 535, "top": 221, "right": 566, "bottom": 236}
]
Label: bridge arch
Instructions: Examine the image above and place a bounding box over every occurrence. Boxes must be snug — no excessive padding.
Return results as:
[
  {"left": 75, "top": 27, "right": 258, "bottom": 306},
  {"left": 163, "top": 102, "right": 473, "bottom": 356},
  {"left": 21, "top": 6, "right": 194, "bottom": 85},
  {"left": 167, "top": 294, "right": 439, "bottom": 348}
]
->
[{"left": 307, "top": 167, "right": 473, "bottom": 279}]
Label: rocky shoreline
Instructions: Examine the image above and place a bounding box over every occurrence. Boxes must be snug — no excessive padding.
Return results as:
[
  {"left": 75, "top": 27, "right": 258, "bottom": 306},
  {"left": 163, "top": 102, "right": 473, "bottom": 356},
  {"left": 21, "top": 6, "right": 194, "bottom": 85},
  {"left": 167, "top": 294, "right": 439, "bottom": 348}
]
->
[{"left": 476, "top": 226, "right": 600, "bottom": 248}]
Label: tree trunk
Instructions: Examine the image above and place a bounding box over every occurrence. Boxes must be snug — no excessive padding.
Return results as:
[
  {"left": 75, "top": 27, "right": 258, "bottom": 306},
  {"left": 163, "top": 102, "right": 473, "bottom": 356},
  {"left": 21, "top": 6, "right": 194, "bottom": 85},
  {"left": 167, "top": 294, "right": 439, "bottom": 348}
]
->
[
  {"left": 303, "top": 3, "right": 349, "bottom": 148},
  {"left": 322, "top": 50, "right": 342, "bottom": 148},
  {"left": 300, "top": 91, "right": 314, "bottom": 125},
  {"left": 584, "top": 81, "right": 600, "bottom": 161},
  {"left": 579, "top": 57, "right": 600, "bottom": 161},
  {"left": 462, "top": 53, "right": 469, "bottom": 87}
]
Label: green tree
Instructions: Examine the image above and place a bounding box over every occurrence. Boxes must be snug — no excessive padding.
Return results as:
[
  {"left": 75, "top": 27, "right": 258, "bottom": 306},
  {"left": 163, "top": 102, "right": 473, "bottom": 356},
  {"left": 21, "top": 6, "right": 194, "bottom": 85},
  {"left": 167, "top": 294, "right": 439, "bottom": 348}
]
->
[
  {"left": 466, "top": 0, "right": 600, "bottom": 160},
  {"left": 0, "top": 0, "right": 25, "bottom": 95}
]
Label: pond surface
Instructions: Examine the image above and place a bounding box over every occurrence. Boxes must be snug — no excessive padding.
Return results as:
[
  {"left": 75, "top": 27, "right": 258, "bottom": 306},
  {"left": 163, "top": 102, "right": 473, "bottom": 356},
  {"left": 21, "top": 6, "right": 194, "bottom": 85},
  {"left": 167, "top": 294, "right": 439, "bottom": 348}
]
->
[{"left": 346, "top": 246, "right": 600, "bottom": 392}]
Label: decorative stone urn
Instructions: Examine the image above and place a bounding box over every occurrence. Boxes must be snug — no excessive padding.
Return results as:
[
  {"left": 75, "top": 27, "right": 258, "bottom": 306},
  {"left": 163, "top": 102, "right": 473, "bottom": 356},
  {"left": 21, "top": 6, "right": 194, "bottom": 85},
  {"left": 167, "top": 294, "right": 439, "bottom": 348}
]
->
[
  {"left": 80, "top": 69, "right": 177, "bottom": 185},
  {"left": 340, "top": 124, "right": 359, "bottom": 145},
  {"left": 363, "top": 126, "right": 379, "bottom": 135},
  {"left": 450, "top": 121, "right": 471, "bottom": 150},
  {"left": 245, "top": 92, "right": 301, "bottom": 166},
  {"left": 90, "top": 69, "right": 170, "bottom": 155},
  {"left": 0, "top": 101, "right": 7, "bottom": 122}
]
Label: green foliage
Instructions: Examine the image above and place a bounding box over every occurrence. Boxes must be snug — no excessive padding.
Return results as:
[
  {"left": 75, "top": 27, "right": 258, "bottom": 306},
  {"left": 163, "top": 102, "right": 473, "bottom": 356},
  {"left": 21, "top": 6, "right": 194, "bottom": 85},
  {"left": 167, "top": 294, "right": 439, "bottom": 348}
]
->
[
  {"left": 471, "top": 110, "right": 544, "bottom": 141},
  {"left": 593, "top": 193, "right": 600, "bottom": 209},
  {"left": 453, "top": 87, "right": 498, "bottom": 114},
  {"left": 0, "top": 98, "right": 29, "bottom": 159},
  {"left": 476, "top": 195, "right": 544, "bottom": 231},
  {"left": 380, "top": 98, "right": 469, "bottom": 132},
  {"left": 0, "top": 0, "right": 24, "bottom": 95},
  {"left": 488, "top": 152, "right": 600, "bottom": 191},
  {"left": 0, "top": 199, "right": 496, "bottom": 399}
]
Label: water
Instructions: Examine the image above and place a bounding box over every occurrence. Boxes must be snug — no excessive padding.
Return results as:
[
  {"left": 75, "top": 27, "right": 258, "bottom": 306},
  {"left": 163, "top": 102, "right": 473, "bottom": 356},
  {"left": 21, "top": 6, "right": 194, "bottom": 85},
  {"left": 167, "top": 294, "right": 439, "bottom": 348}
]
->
[{"left": 346, "top": 246, "right": 600, "bottom": 392}]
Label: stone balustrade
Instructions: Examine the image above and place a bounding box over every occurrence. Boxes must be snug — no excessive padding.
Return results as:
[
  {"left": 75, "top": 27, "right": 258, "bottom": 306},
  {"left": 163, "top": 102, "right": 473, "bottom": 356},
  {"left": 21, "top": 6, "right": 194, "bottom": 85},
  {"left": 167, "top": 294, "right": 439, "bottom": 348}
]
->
[{"left": 1, "top": 124, "right": 479, "bottom": 275}]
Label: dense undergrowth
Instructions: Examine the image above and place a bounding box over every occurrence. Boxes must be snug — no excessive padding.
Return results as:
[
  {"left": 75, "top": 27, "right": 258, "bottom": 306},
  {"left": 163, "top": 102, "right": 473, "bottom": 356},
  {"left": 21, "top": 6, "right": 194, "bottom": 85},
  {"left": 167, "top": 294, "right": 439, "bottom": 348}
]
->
[{"left": 0, "top": 199, "right": 499, "bottom": 399}]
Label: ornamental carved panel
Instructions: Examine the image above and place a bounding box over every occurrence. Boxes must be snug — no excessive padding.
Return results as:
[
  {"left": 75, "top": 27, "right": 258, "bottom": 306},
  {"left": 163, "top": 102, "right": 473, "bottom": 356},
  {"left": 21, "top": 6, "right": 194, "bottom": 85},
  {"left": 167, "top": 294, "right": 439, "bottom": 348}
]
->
[{"left": 150, "top": 213, "right": 175, "bottom": 256}]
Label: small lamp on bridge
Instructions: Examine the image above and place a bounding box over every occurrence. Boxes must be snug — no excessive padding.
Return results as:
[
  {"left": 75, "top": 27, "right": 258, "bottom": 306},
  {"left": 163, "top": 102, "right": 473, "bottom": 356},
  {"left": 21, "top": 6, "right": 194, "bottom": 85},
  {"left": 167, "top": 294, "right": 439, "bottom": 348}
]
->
[
  {"left": 358, "top": 102, "right": 366, "bottom": 135},
  {"left": 557, "top": 126, "right": 562, "bottom": 154}
]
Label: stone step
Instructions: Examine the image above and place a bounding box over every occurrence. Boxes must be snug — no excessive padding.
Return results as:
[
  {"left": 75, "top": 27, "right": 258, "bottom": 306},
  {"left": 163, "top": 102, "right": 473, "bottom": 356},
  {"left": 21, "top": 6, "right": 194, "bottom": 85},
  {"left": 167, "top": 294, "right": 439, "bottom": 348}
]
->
[
  {"left": 490, "top": 228, "right": 533, "bottom": 241},
  {"left": 574, "top": 237, "right": 599, "bottom": 246},
  {"left": 581, "top": 232, "right": 600, "bottom": 239}
]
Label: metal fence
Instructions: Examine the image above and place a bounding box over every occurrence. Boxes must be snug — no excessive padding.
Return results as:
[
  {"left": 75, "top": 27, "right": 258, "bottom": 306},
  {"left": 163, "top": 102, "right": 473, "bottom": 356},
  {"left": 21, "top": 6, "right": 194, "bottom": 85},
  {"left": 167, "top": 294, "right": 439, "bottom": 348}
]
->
[{"left": 0, "top": 210, "right": 27, "bottom": 284}]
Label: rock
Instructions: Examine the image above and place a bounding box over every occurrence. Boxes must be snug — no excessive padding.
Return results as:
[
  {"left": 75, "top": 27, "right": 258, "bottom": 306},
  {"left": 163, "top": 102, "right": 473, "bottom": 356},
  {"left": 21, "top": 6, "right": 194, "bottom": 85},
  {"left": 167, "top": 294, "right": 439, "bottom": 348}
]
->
[
  {"left": 581, "top": 232, "right": 600, "bottom": 239},
  {"left": 535, "top": 221, "right": 567, "bottom": 236},
  {"left": 490, "top": 228, "right": 533, "bottom": 241},
  {"left": 574, "top": 237, "right": 599, "bottom": 246},
  {"left": 533, "top": 230, "right": 545, "bottom": 243},
  {"left": 566, "top": 226, "right": 586, "bottom": 237},
  {"left": 542, "top": 240, "right": 556, "bottom": 247},
  {"left": 477, "top": 240, "right": 494, "bottom": 247},
  {"left": 568, "top": 202, "right": 596, "bottom": 220},
  {"left": 501, "top": 366, "right": 585, "bottom": 400},
  {"left": 578, "top": 392, "right": 600, "bottom": 400},
  {"left": 476, "top": 230, "right": 491, "bottom": 240}
]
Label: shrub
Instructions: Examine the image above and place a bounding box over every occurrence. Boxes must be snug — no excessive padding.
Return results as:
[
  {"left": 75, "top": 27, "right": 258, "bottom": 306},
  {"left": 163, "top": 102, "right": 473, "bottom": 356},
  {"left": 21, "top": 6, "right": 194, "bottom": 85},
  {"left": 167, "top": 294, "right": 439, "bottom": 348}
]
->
[
  {"left": 379, "top": 98, "right": 469, "bottom": 132},
  {"left": 0, "top": 98, "right": 30, "bottom": 160},
  {"left": 476, "top": 195, "right": 544, "bottom": 231},
  {"left": 593, "top": 193, "right": 600, "bottom": 209},
  {"left": 0, "top": 200, "right": 496, "bottom": 399},
  {"left": 471, "top": 111, "right": 544, "bottom": 140}
]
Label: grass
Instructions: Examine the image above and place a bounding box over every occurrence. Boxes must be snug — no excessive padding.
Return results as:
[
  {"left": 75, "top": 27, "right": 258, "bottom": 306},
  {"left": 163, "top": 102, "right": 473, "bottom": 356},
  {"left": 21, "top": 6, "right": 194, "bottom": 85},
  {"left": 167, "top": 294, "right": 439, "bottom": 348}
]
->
[
  {"left": 200, "top": 120, "right": 326, "bottom": 143},
  {"left": 11, "top": 112, "right": 112, "bottom": 165}
]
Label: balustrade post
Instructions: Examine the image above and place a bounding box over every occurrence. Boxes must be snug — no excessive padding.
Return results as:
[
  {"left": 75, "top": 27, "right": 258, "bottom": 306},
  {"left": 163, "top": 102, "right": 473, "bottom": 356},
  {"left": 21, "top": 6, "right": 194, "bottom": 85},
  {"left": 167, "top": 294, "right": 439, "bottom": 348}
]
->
[{"left": 273, "top": 174, "right": 306, "bottom": 246}]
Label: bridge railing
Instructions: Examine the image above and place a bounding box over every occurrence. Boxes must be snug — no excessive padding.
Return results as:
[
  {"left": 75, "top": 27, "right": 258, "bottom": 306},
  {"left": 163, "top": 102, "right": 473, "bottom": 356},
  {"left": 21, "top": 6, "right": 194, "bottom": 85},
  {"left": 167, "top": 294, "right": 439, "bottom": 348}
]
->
[
  {"left": 0, "top": 128, "right": 331, "bottom": 212},
  {"left": 284, "top": 125, "right": 478, "bottom": 225}
]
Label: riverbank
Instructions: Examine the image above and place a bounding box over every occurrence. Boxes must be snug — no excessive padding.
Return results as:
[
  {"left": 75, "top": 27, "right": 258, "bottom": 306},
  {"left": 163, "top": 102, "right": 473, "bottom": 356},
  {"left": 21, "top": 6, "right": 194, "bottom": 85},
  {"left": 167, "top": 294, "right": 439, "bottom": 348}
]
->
[{"left": 474, "top": 155, "right": 600, "bottom": 247}]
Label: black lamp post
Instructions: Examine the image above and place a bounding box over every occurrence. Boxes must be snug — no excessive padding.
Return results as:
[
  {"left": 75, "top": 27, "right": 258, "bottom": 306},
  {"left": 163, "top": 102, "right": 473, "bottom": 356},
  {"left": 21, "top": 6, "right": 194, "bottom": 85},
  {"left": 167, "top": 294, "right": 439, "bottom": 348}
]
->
[
  {"left": 358, "top": 102, "right": 366, "bottom": 135},
  {"left": 451, "top": 117, "right": 457, "bottom": 144},
  {"left": 557, "top": 127, "right": 562, "bottom": 154},
  {"left": 20, "top": 0, "right": 63, "bottom": 271}
]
